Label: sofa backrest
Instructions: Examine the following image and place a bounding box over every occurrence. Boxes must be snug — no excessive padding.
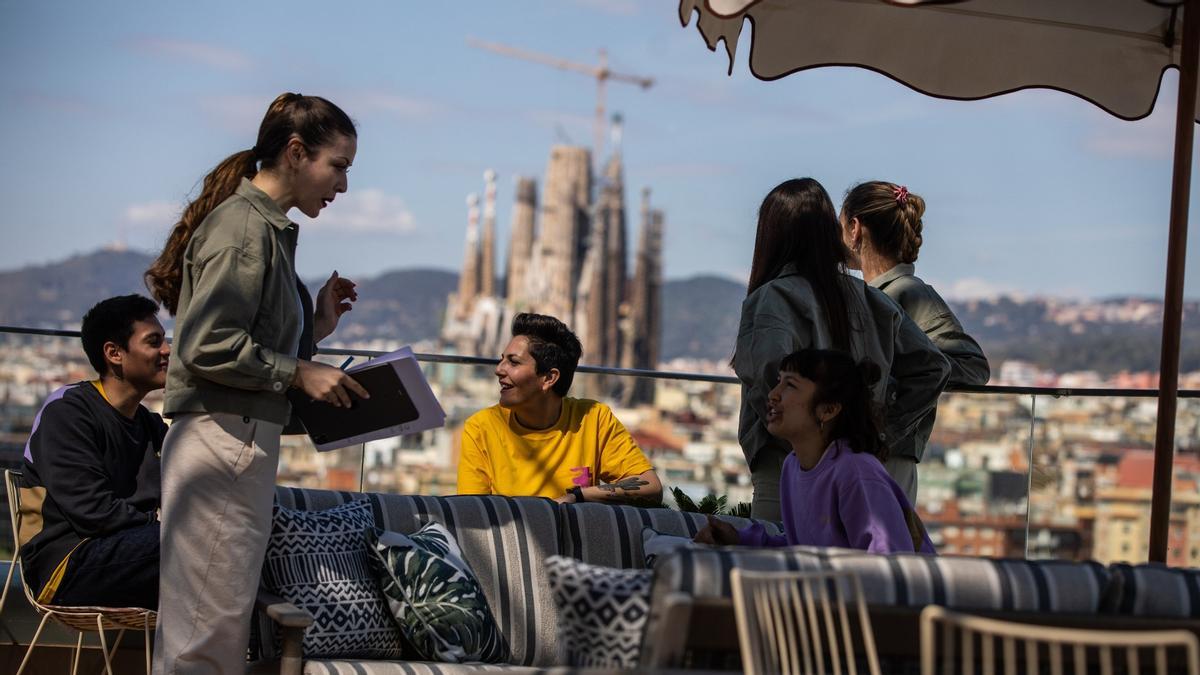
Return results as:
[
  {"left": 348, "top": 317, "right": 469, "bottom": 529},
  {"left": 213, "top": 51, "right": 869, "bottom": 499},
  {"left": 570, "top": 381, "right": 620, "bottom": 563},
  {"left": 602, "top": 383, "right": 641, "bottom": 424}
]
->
[
  {"left": 557, "top": 503, "right": 782, "bottom": 569},
  {"left": 274, "top": 486, "right": 563, "bottom": 667},
  {"left": 1107, "top": 563, "right": 1200, "bottom": 618},
  {"left": 650, "top": 546, "right": 1112, "bottom": 614}
]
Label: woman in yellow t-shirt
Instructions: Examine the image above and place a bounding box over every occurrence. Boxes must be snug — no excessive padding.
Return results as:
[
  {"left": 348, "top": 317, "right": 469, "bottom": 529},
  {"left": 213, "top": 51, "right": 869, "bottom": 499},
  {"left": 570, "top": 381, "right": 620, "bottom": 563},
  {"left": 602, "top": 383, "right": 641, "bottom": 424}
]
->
[{"left": 457, "top": 313, "right": 663, "bottom": 505}]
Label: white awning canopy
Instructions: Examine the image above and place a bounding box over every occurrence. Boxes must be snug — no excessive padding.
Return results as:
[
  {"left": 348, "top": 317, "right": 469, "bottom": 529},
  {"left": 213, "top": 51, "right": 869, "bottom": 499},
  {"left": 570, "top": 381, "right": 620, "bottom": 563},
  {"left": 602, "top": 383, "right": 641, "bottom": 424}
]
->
[{"left": 680, "top": 0, "right": 1192, "bottom": 122}]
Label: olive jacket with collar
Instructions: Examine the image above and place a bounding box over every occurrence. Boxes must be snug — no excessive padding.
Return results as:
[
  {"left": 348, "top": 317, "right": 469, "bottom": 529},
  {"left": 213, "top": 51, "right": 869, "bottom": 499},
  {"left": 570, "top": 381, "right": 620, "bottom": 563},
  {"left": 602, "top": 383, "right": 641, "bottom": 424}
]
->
[
  {"left": 163, "top": 179, "right": 305, "bottom": 426},
  {"left": 870, "top": 263, "right": 991, "bottom": 461},
  {"left": 734, "top": 264, "right": 951, "bottom": 467}
]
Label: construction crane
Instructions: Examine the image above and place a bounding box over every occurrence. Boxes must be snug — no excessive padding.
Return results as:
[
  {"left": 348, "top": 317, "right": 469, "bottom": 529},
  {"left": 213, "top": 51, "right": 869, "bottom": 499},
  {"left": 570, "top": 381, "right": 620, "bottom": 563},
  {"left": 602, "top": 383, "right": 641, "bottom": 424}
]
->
[{"left": 467, "top": 37, "right": 654, "bottom": 162}]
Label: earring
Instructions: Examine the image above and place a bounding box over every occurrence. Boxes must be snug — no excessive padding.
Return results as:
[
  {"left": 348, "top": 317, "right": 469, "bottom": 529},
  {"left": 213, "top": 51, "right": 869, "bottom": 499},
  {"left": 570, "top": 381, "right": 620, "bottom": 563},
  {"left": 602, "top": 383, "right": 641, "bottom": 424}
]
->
[{"left": 818, "top": 420, "right": 825, "bottom": 431}]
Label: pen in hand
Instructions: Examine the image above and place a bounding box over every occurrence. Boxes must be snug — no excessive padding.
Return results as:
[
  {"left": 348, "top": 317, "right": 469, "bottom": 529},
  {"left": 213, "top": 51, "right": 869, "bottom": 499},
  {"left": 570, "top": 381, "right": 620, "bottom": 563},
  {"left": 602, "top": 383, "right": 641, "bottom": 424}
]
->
[{"left": 339, "top": 356, "right": 354, "bottom": 370}]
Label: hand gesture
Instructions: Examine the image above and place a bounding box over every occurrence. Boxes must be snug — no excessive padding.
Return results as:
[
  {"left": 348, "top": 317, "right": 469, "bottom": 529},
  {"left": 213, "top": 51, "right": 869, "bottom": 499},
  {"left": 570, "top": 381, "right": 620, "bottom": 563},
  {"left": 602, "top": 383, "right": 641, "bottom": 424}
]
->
[
  {"left": 693, "top": 514, "right": 739, "bottom": 546},
  {"left": 292, "top": 359, "right": 370, "bottom": 408},
  {"left": 314, "top": 271, "right": 358, "bottom": 343}
]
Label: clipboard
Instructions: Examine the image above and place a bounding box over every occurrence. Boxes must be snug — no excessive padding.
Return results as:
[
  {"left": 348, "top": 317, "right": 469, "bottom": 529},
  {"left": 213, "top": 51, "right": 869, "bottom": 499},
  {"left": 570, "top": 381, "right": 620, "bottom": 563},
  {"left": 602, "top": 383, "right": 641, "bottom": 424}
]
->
[{"left": 288, "top": 347, "right": 446, "bottom": 452}]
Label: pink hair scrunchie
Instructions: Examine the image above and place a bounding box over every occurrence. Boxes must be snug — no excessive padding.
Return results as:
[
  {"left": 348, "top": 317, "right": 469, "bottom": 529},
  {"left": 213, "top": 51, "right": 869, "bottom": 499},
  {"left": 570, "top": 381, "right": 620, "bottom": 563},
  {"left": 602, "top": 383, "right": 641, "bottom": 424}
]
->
[{"left": 894, "top": 185, "right": 909, "bottom": 204}]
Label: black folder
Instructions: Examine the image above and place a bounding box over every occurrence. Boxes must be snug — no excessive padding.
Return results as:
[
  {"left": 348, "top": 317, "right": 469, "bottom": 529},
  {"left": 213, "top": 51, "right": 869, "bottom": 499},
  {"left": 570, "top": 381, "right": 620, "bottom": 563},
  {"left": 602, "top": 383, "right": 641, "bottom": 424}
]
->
[{"left": 288, "top": 361, "right": 421, "bottom": 446}]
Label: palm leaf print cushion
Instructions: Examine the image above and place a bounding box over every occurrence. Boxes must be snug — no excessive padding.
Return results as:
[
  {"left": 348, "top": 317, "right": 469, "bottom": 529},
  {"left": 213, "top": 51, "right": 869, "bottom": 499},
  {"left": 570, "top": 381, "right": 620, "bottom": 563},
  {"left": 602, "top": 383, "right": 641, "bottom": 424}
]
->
[{"left": 366, "top": 523, "right": 510, "bottom": 663}]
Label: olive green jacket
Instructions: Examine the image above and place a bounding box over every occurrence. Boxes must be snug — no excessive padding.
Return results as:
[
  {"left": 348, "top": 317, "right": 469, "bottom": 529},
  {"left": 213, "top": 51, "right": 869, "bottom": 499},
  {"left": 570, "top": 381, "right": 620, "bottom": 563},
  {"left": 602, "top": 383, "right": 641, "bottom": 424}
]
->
[
  {"left": 163, "top": 179, "right": 303, "bottom": 425},
  {"left": 871, "top": 263, "right": 991, "bottom": 462},
  {"left": 734, "top": 265, "right": 951, "bottom": 466}
]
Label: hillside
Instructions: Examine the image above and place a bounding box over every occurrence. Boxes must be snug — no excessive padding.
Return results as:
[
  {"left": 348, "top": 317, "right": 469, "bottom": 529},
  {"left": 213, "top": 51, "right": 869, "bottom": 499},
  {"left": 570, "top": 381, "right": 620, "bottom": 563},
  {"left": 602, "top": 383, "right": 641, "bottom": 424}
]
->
[{"left": 1, "top": 249, "right": 1197, "bottom": 374}]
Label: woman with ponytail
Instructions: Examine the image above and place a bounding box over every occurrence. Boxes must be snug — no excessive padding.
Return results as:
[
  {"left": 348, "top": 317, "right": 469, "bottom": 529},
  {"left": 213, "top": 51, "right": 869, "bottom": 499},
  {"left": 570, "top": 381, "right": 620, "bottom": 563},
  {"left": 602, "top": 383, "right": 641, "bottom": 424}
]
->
[
  {"left": 697, "top": 349, "right": 935, "bottom": 554},
  {"left": 841, "top": 181, "right": 990, "bottom": 504},
  {"left": 733, "top": 178, "right": 949, "bottom": 521},
  {"left": 146, "top": 93, "right": 369, "bottom": 672}
]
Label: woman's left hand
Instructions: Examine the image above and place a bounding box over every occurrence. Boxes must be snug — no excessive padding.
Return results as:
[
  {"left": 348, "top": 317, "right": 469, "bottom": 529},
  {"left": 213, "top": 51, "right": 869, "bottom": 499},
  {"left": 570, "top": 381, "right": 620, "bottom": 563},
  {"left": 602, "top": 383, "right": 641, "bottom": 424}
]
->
[{"left": 314, "top": 271, "right": 358, "bottom": 343}]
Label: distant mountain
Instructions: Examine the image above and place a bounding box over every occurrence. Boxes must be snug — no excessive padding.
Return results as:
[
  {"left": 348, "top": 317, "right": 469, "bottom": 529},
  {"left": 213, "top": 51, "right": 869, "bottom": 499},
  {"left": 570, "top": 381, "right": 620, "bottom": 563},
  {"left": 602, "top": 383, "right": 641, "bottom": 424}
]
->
[
  {"left": 662, "top": 275, "right": 744, "bottom": 361},
  {"left": 951, "top": 295, "right": 1200, "bottom": 374},
  {"left": 2, "top": 249, "right": 1197, "bottom": 374},
  {"left": 0, "top": 249, "right": 456, "bottom": 342},
  {"left": 324, "top": 268, "right": 457, "bottom": 344},
  {"left": 0, "top": 249, "right": 157, "bottom": 328},
  {"left": 661, "top": 281, "right": 1200, "bottom": 374}
]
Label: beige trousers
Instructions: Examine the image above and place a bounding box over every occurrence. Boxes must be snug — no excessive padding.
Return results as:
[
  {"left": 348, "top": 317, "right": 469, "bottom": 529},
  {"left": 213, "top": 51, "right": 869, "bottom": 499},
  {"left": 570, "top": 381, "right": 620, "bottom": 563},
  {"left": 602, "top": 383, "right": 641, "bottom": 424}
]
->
[{"left": 153, "top": 412, "right": 281, "bottom": 675}]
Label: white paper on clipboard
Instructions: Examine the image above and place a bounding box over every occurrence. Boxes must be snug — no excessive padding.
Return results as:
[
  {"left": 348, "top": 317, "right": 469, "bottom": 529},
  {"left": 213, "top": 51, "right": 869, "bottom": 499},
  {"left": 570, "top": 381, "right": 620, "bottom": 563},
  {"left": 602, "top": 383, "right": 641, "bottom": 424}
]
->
[{"left": 293, "top": 346, "right": 446, "bottom": 452}]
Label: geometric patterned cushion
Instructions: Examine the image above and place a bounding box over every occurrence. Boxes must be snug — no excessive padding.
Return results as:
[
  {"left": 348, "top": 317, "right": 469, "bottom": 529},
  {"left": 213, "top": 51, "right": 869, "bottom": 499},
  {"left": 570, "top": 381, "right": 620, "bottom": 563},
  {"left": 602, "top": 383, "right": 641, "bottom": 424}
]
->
[
  {"left": 651, "top": 546, "right": 1110, "bottom": 613},
  {"left": 367, "top": 523, "right": 510, "bottom": 663},
  {"left": 274, "top": 487, "right": 562, "bottom": 667},
  {"left": 261, "top": 499, "right": 403, "bottom": 658},
  {"left": 544, "top": 556, "right": 652, "bottom": 668},
  {"left": 557, "top": 502, "right": 783, "bottom": 569},
  {"left": 1106, "top": 563, "right": 1200, "bottom": 617}
]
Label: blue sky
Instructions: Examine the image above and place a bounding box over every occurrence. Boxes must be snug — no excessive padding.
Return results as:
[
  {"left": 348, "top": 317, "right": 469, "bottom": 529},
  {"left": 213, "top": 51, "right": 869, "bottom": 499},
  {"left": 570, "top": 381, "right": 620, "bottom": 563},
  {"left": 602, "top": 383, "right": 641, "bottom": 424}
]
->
[{"left": 0, "top": 0, "right": 1195, "bottom": 299}]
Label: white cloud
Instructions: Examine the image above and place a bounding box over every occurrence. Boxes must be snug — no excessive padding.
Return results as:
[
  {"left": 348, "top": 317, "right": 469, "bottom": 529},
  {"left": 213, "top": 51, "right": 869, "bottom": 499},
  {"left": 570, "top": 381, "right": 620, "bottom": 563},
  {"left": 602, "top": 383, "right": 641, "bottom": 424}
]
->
[
  {"left": 129, "top": 38, "right": 252, "bottom": 72},
  {"left": 344, "top": 92, "right": 444, "bottom": 120},
  {"left": 123, "top": 201, "right": 181, "bottom": 227},
  {"left": 297, "top": 189, "right": 417, "bottom": 235},
  {"left": 936, "top": 277, "right": 1022, "bottom": 302}
]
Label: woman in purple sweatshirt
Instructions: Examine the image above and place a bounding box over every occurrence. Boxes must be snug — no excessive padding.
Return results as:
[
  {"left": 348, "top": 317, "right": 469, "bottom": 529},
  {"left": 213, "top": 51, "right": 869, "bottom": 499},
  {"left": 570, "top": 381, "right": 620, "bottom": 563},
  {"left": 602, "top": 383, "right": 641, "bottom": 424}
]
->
[{"left": 697, "top": 348, "right": 935, "bottom": 554}]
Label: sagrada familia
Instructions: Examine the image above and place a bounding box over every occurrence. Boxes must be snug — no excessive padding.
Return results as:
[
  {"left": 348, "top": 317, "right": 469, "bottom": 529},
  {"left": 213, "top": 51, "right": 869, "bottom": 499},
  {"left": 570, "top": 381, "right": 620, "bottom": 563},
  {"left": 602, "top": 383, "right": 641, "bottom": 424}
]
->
[{"left": 441, "top": 133, "right": 664, "bottom": 405}]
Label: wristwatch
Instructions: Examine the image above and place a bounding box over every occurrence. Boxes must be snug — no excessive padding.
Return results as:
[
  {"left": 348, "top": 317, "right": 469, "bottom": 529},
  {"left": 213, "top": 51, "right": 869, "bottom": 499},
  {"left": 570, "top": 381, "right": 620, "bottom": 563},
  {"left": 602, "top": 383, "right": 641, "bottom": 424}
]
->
[{"left": 567, "top": 486, "right": 585, "bottom": 503}]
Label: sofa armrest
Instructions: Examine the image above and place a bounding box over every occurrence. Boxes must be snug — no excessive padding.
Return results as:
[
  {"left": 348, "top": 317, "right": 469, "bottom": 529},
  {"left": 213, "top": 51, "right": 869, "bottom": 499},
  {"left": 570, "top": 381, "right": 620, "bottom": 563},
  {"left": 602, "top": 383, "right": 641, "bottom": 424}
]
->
[{"left": 255, "top": 588, "right": 312, "bottom": 675}]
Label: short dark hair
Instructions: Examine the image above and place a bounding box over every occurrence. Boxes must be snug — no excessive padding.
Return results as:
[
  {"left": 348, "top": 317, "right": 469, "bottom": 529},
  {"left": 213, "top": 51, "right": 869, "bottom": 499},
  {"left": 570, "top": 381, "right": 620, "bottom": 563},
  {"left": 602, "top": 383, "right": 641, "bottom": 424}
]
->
[
  {"left": 511, "top": 313, "right": 583, "bottom": 397},
  {"left": 80, "top": 295, "right": 161, "bottom": 376},
  {"left": 778, "top": 348, "right": 887, "bottom": 460}
]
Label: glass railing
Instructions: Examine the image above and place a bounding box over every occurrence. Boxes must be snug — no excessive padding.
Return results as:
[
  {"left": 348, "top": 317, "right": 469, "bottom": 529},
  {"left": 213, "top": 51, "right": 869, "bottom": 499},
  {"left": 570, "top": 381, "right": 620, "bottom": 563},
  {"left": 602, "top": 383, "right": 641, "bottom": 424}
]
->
[{"left": 2, "top": 326, "right": 1197, "bottom": 566}]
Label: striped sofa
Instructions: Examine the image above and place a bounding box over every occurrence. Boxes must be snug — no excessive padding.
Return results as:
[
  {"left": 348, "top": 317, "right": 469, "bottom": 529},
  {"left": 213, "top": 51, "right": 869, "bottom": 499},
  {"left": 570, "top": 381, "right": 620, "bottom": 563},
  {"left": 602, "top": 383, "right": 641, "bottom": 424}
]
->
[
  {"left": 258, "top": 486, "right": 1200, "bottom": 674},
  {"left": 261, "top": 485, "right": 780, "bottom": 674},
  {"left": 640, "top": 545, "right": 1200, "bottom": 668}
]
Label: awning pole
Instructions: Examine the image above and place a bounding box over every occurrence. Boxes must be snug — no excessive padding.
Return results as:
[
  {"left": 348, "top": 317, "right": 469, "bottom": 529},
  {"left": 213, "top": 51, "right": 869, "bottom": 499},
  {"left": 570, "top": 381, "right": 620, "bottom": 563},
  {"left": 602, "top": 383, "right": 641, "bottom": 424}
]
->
[{"left": 1149, "top": 0, "right": 1200, "bottom": 564}]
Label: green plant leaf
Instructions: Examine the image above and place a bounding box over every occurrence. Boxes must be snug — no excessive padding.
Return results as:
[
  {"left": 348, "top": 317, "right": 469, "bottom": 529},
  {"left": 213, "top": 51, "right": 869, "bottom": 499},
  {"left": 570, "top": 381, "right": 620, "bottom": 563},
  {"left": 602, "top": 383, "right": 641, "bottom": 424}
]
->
[{"left": 671, "top": 486, "right": 699, "bottom": 512}]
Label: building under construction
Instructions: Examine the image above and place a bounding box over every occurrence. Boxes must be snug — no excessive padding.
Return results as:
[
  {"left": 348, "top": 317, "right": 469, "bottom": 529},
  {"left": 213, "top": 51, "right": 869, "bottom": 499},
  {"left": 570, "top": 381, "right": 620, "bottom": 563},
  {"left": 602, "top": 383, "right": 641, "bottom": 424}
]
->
[{"left": 441, "top": 134, "right": 664, "bottom": 404}]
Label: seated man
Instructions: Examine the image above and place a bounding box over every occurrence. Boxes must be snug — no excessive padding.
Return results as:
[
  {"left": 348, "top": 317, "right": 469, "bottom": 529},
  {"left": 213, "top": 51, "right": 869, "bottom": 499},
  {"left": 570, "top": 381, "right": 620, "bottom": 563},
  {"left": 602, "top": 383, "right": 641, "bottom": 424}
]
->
[
  {"left": 457, "top": 312, "right": 663, "bottom": 505},
  {"left": 18, "top": 294, "right": 169, "bottom": 609}
]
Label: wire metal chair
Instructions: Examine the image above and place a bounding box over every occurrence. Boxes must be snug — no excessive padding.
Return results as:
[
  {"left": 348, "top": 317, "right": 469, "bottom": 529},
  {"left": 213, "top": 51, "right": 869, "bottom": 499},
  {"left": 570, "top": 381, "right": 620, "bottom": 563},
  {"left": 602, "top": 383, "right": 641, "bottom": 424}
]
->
[
  {"left": 1, "top": 468, "right": 155, "bottom": 675},
  {"left": 730, "top": 568, "right": 882, "bottom": 675},
  {"left": 920, "top": 604, "right": 1200, "bottom": 675}
]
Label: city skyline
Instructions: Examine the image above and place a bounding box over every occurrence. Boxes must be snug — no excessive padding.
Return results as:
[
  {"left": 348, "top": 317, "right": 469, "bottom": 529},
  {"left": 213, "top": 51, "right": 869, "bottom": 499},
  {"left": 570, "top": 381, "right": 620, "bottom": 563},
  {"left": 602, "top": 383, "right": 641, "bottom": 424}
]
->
[{"left": 3, "top": 1, "right": 1200, "bottom": 301}]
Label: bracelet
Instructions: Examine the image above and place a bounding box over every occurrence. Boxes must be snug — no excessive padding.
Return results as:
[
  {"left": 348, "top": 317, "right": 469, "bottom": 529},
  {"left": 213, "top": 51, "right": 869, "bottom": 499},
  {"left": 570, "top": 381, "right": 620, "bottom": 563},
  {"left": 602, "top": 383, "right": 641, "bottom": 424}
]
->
[{"left": 568, "top": 486, "right": 585, "bottom": 503}]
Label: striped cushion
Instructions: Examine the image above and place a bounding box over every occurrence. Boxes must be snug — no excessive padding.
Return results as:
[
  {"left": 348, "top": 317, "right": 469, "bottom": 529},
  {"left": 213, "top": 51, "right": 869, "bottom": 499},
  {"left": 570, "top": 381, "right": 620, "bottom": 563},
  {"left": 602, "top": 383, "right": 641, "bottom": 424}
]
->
[
  {"left": 651, "top": 547, "right": 1110, "bottom": 613},
  {"left": 276, "top": 487, "right": 562, "bottom": 667},
  {"left": 1107, "top": 563, "right": 1200, "bottom": 617},
  {"left": 557, "top": 503, "right": 783, "bottom": 569}
]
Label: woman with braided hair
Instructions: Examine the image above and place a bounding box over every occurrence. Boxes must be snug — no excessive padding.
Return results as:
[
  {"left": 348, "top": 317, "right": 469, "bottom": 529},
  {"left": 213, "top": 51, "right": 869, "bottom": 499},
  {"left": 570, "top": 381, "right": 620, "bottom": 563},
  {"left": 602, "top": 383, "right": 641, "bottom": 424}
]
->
[
  {"left": 145, "top": 93, "right": 369, "bottom": 672},
  {"left": 840, "top": 180, "right": 990, "bottom": 505},
  {"left": 732, "top": 178, "right": 949, "bottom": 521}
]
